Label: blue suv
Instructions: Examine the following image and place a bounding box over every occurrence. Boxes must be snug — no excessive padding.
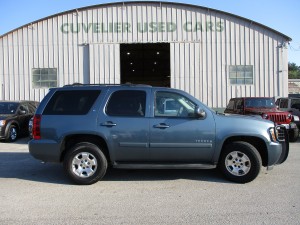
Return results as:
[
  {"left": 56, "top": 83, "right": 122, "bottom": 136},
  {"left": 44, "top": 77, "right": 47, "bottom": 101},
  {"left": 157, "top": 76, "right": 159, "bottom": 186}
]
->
[{"left": 29, "top": 84, "right": 288, "bottom": 185}]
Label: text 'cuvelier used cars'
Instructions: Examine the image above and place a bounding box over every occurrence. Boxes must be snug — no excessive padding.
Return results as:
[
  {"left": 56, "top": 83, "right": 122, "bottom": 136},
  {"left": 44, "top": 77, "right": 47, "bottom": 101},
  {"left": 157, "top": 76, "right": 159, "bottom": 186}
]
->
[{"left": 29, "top": 84, "right": 289, "bottom": 185}]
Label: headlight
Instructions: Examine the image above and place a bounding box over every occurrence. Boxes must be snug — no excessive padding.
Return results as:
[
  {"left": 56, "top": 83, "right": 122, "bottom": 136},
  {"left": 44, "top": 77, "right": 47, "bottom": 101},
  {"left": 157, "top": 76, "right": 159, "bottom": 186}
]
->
[
  {"left": 287, "top": 114, "right": 292, "bottom": 119},
  {"left": 269, "top": 127, "right": 278, "bottom": 142},
  {"left": 293, "top": 115, "right": 299, "bottom": 122},
  {"left": 262, "top": 114, "right": 269, "bottom": 119},
  {"left": 0, "top": 120, "right": 6, "bottom": 126}
]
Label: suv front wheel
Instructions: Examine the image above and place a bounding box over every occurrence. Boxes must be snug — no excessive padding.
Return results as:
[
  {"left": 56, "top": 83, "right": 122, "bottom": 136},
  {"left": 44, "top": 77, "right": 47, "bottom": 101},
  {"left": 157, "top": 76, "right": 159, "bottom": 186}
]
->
[
  {"left": 219, "top": 141, "right": 262, "bottom": 183},
  {"left": 63, "top": 142, "right": 108, "bottom": 185}
]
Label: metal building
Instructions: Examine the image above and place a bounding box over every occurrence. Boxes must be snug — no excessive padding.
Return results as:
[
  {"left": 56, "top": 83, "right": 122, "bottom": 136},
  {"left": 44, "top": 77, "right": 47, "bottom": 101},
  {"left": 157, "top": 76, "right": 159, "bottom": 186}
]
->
[{"left": 0, "top": 1, "right": 291, "bottom": 108}]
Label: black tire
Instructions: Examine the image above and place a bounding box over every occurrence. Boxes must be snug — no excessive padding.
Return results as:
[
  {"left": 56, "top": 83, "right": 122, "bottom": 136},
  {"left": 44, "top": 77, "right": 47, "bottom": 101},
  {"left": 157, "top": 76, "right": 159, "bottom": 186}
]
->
[
  {"left": 7, "top": 125, "right": 18, "bottom": 142},
  {"left": 288, "top": 127, "right": 299, "bottom": 142},
  {"left": 219, "top": 141, "right": 262, "bottom": 183},
  {"left": 63, "top": 142, "right": 107, "bottom": 185}
]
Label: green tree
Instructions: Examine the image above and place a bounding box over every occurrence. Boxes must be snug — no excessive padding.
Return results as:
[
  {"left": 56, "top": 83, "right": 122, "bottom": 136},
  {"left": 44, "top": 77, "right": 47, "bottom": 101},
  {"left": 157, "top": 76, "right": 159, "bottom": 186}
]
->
[{"left": 288, "top": 62, "right": 300, "bottom": 79}]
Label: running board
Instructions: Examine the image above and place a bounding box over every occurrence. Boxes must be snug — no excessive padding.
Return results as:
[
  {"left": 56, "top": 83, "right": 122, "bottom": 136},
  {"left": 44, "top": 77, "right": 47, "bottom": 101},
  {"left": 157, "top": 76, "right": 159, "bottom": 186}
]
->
[{"left": 113, "top": 163, "right": 216, "bottom": 170}]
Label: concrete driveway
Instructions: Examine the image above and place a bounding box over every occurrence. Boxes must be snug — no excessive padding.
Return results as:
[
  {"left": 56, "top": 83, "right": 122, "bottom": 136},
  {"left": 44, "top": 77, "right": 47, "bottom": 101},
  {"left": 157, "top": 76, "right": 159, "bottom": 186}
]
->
[{"left": 0, "top": 138, "right": 300, "bottom": 225}]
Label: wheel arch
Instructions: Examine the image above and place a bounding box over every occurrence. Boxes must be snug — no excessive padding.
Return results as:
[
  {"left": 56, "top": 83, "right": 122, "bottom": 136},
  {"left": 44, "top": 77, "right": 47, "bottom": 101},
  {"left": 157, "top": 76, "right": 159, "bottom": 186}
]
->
[
  {"left": 5, "top": 119, "right": 20, "bottom": 129},
  {"left": 221, "top": 136, "right": 268, "bottom": 167},
  {"left": 60, "top": 134, "right": 111, "bottom": 164},
  {"left": 5, "top": 120, "right": 20, "bottom": 136}
]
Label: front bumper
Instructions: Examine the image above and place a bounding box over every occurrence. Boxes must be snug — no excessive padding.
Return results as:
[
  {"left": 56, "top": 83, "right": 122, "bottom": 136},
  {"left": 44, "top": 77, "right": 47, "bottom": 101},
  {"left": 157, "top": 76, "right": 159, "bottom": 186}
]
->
[
  {"left": 278, "top": 122, "right": 297, "bottom": 130},
  {"left": 266, "top": 126, "right": 289, "bottom": 167},
  {"left": 276, "top": 126, "right": 289, "bottom": 164},
  {"left": 0, "top": 126, "right": 7, "bottom": 140}
]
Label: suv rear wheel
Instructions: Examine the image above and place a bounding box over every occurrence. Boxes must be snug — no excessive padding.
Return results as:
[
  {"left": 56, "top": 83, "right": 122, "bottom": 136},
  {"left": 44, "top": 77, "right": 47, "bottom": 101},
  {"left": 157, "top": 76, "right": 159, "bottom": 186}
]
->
[
  {"left": 219, "top": 141, "right": 262, "bottom": 183},
  {"left": 63, "top": 142, "right": 107, "bottom": 185}
]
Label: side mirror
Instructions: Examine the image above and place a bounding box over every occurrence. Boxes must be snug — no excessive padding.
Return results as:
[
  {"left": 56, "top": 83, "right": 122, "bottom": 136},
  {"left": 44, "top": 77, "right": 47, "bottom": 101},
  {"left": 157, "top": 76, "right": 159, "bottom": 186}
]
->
[
  {"left": 19, "top": 110, "right": 27, "bottom": 115},
  {"left": 195, "top": 106, "right": 206, "bottom": 118}
]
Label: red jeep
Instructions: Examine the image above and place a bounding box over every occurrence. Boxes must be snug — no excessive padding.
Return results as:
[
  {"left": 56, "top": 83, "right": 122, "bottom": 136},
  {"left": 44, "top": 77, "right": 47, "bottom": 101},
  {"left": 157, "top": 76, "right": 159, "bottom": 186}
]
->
[{"left": 224, "top": 97, "right": 299, "bottom": 142}]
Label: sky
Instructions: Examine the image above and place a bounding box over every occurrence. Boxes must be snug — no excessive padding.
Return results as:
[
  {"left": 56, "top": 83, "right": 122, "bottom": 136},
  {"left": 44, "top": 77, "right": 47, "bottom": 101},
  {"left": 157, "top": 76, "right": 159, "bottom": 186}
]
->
[{"left": 1, "top": 0, "right": 300, "bottom": 65}]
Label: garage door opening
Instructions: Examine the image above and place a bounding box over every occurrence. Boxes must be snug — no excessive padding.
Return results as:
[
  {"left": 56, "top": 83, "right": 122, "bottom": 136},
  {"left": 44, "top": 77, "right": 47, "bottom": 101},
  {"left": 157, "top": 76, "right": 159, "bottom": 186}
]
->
[{"left": 120, "top": 43, "right": 170, "bottom": 87}]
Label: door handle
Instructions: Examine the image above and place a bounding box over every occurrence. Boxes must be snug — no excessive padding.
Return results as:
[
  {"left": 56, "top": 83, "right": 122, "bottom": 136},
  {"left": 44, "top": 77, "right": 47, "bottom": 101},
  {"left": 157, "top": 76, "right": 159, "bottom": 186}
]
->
[
  {"left": 154, "top": 123, "right": 170, "bottom": 129},
  {"left": 101, "top": 121, "right": 117, "bottom": 127}
]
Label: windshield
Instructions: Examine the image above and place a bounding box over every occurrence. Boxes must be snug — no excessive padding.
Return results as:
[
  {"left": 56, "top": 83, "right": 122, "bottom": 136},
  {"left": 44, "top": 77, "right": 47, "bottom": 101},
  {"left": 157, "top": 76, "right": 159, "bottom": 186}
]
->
[
  {"left": 0, "top": 102, "right": 19, "bottom": 114},
  {"left": 245, "top": 98, "right": 275, "bottom": 108}
]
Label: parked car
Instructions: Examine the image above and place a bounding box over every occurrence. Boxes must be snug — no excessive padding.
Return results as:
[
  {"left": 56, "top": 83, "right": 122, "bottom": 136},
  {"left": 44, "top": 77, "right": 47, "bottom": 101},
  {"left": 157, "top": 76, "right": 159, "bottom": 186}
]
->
[
  {"left": 288, "top": 94, "right": 300, "bottom": 98},
  {"left": 29, "top": 84, "right": 288, "bottom": 185},
  {"left": 275, "top": 97, "right": 300, "bottom": 129},
  {"left": 0, "top": 101, "right": 39, "bottom": 142},
  {"left": 224, "top": 97, "right": 299, "bottom": 142}
]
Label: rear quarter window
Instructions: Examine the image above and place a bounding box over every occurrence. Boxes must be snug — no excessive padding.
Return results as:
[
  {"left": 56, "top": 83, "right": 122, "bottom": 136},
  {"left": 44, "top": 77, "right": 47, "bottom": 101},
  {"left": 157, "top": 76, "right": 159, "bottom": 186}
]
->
[{"left": 43, "top": 90, "right": 101, "bottom": 115}]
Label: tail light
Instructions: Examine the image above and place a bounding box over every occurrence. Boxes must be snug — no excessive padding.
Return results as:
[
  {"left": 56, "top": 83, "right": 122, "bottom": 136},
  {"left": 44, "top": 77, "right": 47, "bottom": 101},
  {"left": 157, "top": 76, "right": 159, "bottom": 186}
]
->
[{"left": 33, "top": 114, "right": 42, "bottom": 140}]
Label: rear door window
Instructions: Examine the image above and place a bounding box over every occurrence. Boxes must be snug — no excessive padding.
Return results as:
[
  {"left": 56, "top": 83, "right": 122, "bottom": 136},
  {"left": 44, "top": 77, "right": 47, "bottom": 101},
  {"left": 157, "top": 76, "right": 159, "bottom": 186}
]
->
[
  {"left": 43, "top": 90, "right": 101, "bottom": 115},
  {"left": 106, "top": 90, "right": 146, "bottom": 117}
]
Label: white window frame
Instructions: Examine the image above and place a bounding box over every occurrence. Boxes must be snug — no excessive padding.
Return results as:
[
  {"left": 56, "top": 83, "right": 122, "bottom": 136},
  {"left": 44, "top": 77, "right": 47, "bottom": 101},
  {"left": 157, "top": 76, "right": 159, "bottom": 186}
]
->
[
  {"left": 32, "top": 68, "right": 58, "bottom": 88},
  {"left": 229, "top": 65, "right": 254, "bottom": 85}
]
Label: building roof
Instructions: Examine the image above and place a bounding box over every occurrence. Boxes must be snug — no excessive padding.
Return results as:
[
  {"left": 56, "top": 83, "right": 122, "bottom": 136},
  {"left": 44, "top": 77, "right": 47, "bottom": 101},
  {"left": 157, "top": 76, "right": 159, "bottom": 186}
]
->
[{"left": 0, "top": 1, "right": 292, "bottom": 41}]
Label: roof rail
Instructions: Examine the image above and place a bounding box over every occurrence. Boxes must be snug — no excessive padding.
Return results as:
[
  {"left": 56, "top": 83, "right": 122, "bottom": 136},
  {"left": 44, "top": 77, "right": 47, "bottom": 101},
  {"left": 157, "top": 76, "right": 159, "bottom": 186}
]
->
[{"left": 63, "top": 83, "right": 152, "bottom": 87}]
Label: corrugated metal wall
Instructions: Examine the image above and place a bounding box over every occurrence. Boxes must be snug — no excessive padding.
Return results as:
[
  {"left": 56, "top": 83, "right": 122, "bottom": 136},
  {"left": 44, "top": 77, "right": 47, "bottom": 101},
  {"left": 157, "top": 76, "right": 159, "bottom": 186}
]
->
[
  {"left": 89, "top": 44, "right": 120, "bottom": 84},
  {"left": 0, "top": 2, "right": 290, "bottom": 107}
]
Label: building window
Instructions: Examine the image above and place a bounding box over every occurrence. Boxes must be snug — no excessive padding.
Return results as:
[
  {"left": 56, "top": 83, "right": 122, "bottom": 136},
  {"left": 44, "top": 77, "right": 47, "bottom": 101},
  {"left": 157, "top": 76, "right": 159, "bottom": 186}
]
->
[
  {"left": 229, "top": 65, "right": 253, "bottom": 85},
  {"left": 32, "top": 68, "right": 57, "bottom": 88}
]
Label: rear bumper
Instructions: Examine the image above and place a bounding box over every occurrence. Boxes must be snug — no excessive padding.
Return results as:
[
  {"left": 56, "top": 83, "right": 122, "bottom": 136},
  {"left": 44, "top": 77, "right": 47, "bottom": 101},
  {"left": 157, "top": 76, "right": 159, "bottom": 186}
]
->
[{"left": 28, "top": 139, "right": 62, "bottom": 162}]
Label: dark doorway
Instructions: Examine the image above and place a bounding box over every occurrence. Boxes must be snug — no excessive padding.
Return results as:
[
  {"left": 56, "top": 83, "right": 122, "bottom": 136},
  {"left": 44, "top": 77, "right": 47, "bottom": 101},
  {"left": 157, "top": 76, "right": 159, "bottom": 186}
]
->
[{"left": 120, "top": 43, "right": 170, "bottom": 87}]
